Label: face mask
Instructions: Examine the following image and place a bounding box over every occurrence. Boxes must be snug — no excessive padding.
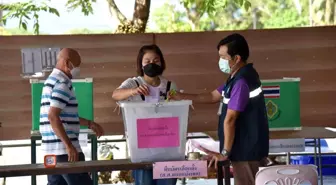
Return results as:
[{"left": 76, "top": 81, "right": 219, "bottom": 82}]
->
[
  {"left": 69, "top": 62, "right": 80, "bottom": 78},
  {"left": 218, "top": 58, "right": 231, "bottom": 74},
  {"left": 143, "top": 63, "right": 163, "bottom": 77}
]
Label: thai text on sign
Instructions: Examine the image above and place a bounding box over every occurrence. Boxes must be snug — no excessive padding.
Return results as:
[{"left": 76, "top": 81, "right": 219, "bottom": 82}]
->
[
  {"left": 137, "top": 117, "right": 180, "bottom": 148},
  {"left": 153, "top": 160, "right": 207, "bottom": 179}
]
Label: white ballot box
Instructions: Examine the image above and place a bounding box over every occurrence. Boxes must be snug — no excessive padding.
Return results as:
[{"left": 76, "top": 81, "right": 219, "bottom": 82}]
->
[{"left": 120, "top": 100, "right": 192, "bottom": 163}]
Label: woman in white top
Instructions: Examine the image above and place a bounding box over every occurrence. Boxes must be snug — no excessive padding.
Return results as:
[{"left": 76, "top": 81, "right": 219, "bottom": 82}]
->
[{"left": 112, "top": 44, "right": 178, "bottom": 185}]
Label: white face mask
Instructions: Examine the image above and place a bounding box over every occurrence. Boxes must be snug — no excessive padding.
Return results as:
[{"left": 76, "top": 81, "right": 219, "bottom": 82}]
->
[
  {"left": 69, "top": 62, "right": 80, "bottom": 78},
  {"left": 218, "top": 58, "right": 231, "bottom": 74}
]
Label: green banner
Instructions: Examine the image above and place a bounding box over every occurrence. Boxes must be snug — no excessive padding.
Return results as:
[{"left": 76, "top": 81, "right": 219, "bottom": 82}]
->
[
  {"left": 261, "top": 78, "right": 301, "bottom": 131},
  {"left": 30, "top": 78, "right": 93, "bottom": 131}
]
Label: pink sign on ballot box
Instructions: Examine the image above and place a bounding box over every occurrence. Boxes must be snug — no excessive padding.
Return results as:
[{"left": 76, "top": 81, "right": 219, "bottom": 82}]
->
[
  {"left": 153, "top": 160, "right": 208, "bottom": 179},
  {"left": 137, "top": 117, "right": 180, "bottom": 148}
]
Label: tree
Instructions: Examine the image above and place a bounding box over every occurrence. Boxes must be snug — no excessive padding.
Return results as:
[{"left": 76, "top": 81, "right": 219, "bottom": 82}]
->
[
  {"left": 148, "top": 3, "right": 193, "bottom": 33},
  {"left": 0, "top": 1, "right": 60, "bottom": 35},
  {"left": 292, "top": 0, "right": 336, "bottom": 26},
  {"left": 310, "top": 0, "right": 335, "bottom": 25},
  {"left": 259, "top": 0, "right": 309, "bottom": 29},
  {"left": 108, "top": 0, "right": 151, "bottom": 33},
  {"left": 149, "top": 0, "right": 251, "bottom": 33},
  {"left": 180, "top": 0, "right": 251, "bottom": 30},
  {"left": 0, "top": 0, "right": 151, "bottom": 34},
  {"left": 150, "top": 0, "right": 313, "bottom": 32},
  {"left": 0, "top": 0, "right": 251, "bottom": 35}
]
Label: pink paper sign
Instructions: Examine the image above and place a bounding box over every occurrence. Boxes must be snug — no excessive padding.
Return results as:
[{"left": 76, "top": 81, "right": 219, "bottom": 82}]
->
[
  {"left": 153, "top": 160, "right": 208, "bottom": 179},
  {"left": 137, "top": 117, "right": 180, "bottom": 148}
]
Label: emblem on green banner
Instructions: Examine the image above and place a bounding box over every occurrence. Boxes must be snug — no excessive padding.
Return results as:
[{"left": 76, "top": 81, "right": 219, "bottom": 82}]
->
[{"left": 266, "top": 100, "right": 280, "bottom": 120}]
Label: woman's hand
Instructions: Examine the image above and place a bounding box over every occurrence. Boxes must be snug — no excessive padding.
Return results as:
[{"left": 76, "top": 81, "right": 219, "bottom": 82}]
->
[
  {"left": 132, "top": 85, "right": 150, "bottom": 96},
  {"left": 168, "top": 90, "right": 182, "bottom": 101}
]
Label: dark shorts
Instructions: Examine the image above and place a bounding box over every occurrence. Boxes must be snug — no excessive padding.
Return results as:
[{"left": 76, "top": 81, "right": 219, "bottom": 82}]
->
[{"left": 47, "top": 152, "right": 92, "bottom": 185}]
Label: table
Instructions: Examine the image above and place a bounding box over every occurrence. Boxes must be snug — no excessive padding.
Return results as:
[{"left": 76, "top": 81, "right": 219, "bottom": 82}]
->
[
  {"left": 0, "top": 159, "right": 232, "bottom": 185},
  {"left": 206, "top": 127, "right": 336, "bottom": 185},
  {"left": 0, "top": 159, "right": 152, "bottom": 177},
  {"left": 26, "top": 127, "right": 336, "bottom": 185},
  {"left": 205, "top": 127, "right": 336, "bottom": 140}
]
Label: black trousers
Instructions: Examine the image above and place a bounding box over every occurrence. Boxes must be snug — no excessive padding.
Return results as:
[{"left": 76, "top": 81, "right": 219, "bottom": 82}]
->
[{"left": 47, "top": 152, "right": 92, "bottom": 185}]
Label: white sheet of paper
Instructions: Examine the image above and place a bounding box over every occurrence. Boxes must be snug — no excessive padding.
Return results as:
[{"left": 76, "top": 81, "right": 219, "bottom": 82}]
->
[
  {"left": 79, "top": 133, "right": 88, "bottom": 147},
  {"left": 190, "top": 139, "right": 220, "bottom": 153},
  {"left": 145, "top": 86, "right": 160, "bottom": 103}
]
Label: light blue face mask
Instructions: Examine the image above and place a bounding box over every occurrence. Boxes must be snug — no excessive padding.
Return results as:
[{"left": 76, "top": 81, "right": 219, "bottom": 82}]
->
[{"left": 218, "top": 58, "right": 231, "bottom": 74}]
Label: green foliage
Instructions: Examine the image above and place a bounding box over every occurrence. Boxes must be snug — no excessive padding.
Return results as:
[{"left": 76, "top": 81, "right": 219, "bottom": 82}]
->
[
  {"left": 0, "top": 0, "right": 97, "bottom": 35},
  {"left": 64, "top": 28, "right": 112, "bottom": 34},
  {"left": 181, "top": 0, "right": 251, "bottom": 15},
  {"left": 150, "top": 0, "right": 252, "bottom": 32},
  {"left": 4, "top": 27, "right": 36, "bottom": 35},
  {"left": 66, "top": 0, "right": 96, "bottom": 15},
  {"left": 259, "top": 0, "right": 309, "bottom": 28},
  {"left": 213, "top": 3, "right": 253, "bottom": 30},
  {"left": 0, "top": 27, "right": 39, "bottom": 36},
  {"left": 150, "top": 0, "right": 314, "bottom": 32},
  {"left": 1, "top": 0, "right": 333, "bottom": 35},
  {"left": 0, "top": 1, "right": 59, "bottom": 35},
  {"left": 0, "top": 26, "right": 11, "bottom": 35},
  {"left": 115, "top": 21, "right": 143, "bottom": 34},
  {"left": 148, "top": 3, "right": 192, "bottom": 33}
]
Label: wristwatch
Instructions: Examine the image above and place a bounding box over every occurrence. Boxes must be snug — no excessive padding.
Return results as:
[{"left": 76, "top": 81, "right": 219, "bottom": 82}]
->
[{"left": 221, "top": 149, "right": 230, "bottom": 157}]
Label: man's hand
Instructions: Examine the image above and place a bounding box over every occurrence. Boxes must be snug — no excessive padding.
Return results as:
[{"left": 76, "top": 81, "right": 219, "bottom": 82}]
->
[
  {"left": 199, "top": 146, "right": 228, "bottom": 169},
  {"left": 208, "top": 154, "right": 228, "bottom": 169},
  {"left": 89, "top": 121, "right": 104, "bottom": 137},
  {"left": 66, "top": 144, "right": 78, "bottom": 162}
]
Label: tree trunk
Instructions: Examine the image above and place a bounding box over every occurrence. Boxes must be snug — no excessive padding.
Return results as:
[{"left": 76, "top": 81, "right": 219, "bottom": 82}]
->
[
  {"left": 107, "top": 0, "right": 151, "bottom": 33},
  {"left": 132, "top": 0, "right": 151, "bottom": 33}
]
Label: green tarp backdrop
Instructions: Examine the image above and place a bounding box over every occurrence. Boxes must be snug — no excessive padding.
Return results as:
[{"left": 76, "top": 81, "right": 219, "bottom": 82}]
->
[
  {"left": 30, "top": 78, "right": 93, "bottom": 131},
  {"left": 261, "top": 78, "right": 301, "bottom": 131}
]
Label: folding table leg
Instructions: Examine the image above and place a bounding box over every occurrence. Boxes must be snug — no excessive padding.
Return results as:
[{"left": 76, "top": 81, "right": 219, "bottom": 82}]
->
[
  {"left": 217, "top": 161, "right": 231, "bottom": 185},
  {"left": 31, "top": 137, "right": 37, "bottom": 185},
  {"left": 217, "top": 164, "right": 224, "bottom": 185},
  {"left": 224, "top": 164, "right": 231, "bottom": 185}
]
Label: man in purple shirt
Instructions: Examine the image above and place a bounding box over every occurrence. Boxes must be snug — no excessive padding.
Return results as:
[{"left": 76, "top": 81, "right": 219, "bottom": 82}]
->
[{"left": 170, "top": 33, "right": 269, "bottom": 185}]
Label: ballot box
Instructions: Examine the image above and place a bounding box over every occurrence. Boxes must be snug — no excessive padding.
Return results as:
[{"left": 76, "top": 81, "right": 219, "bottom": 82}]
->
[
  {"left": 120, "top": 100, "right": 192, "bottom": 163},
  {"left": 261, "top": 78, "right": 301, "bottom": 131}
]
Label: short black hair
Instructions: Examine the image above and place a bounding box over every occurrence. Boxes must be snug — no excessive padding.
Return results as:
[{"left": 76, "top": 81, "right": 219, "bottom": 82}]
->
[
  {"left": 136, "top": 44, "right": 166, "bottom": 76},
  {"left": 217, "top": 33, "right": 249, "bottom": 62}
]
